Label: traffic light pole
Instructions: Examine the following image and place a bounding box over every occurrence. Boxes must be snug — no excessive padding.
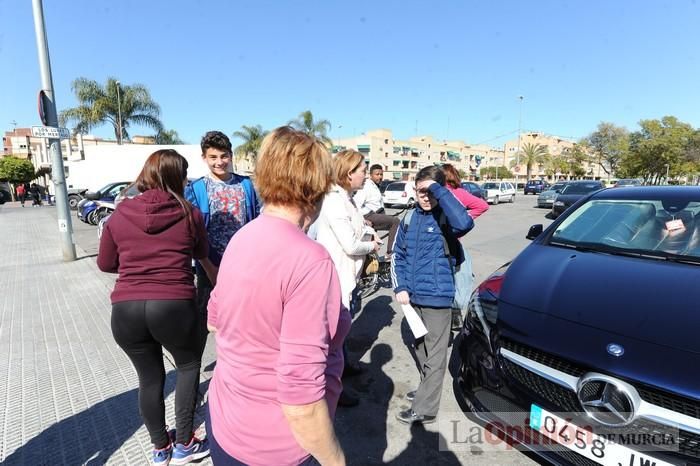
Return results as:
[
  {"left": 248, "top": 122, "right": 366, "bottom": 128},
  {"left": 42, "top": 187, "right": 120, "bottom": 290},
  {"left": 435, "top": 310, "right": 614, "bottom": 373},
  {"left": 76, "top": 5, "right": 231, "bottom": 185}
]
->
[{"left": 32, "top": 0, "right": 77, "bottom": 261}]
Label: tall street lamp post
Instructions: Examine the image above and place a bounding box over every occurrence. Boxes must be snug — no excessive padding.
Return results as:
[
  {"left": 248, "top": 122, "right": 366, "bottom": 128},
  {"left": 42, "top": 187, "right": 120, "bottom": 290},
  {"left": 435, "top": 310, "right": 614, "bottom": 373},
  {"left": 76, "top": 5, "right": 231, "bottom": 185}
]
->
[
  {"left": 116, "top": 80, "right": 123, "bottom": 144},
  {"left": 516, "top": 95, "right": 524, "bottom": 181}
]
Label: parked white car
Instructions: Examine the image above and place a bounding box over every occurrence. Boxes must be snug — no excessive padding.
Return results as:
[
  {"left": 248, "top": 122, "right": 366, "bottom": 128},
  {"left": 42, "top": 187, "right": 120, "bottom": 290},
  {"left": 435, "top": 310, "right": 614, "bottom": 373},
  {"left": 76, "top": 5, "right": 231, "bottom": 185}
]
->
[
  {"left": 481, "top": 181, "right": 516, "bottom": 204},
  {"left": 383, "top": 181, "right": 415, "bottom": 208}
]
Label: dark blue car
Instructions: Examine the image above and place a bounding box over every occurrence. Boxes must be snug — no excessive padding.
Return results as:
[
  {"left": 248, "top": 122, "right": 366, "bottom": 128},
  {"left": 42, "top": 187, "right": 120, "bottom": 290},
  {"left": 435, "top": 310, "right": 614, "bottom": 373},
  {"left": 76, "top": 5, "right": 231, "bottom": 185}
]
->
[{"left": 453, "top": 186, "right": 700, "bottom": 466}]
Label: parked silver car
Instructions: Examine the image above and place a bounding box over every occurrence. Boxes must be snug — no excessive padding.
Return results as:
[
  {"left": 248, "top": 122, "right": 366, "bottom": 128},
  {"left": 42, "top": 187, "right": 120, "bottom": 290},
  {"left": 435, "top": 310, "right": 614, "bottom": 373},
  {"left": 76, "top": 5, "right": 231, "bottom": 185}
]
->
[{"left": 537, "top": 181, "right": 568, "bottom": 208}]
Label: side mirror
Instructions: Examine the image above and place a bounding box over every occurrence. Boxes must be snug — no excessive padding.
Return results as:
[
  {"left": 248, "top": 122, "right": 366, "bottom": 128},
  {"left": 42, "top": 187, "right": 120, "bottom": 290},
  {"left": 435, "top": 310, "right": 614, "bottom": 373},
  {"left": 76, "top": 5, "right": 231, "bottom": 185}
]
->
[{"left": 526, "top": 224, "right": 544, "bottom": 240}]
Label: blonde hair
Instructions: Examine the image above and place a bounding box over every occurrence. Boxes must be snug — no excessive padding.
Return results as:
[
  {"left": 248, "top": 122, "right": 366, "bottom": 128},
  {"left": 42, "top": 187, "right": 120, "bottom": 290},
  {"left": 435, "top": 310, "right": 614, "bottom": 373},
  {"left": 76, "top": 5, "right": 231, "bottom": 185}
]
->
[
  {"left": 255, "top": 126, "right": 333, "bottom": 214},
  {"left": 333, "top": 150, "right": 365, "bottom": 190}
]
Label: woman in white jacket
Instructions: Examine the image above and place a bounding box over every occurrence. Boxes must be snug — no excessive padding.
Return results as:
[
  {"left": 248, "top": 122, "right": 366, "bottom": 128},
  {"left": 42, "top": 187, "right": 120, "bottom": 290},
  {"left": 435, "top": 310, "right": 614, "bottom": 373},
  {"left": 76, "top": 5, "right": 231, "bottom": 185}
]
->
[{"left": 316, "top": 150, "right": 381, "bottom": 406}]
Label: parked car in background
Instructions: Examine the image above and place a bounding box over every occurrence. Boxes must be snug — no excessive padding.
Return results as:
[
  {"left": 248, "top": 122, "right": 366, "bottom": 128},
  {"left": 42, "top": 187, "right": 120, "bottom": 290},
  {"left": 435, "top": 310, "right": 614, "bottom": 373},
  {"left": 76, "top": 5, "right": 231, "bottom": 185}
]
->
[
  {"left": 523, "top": 179, "right": 550, "bottom": 195},
  {"left": 550, "top": 180, "right": 604, "bottom": 218},
  {"left": 614, "top": 178, "right": 643, "bottom": 188},
  {"left": 461, "top": 181, "right": 486, "bottom": 200},
  {"left": 453, "top": 186, "right": 700, "bottom": 466},
  {"left": 383, "top": 181, "right": 415, "bottom": 208},
  {"left": 537, "top": 181, "right": 568, "bottom": 208},
  {"left": 481, "top": 181, "right": 516, "bottom": 205}
]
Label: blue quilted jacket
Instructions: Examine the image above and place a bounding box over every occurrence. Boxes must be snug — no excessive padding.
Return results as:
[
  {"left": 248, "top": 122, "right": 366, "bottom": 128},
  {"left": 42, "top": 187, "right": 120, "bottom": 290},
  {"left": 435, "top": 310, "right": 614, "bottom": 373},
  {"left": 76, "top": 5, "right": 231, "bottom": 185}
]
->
[{"left": 391, "top": 183, "right": 474, "bottom": 308}]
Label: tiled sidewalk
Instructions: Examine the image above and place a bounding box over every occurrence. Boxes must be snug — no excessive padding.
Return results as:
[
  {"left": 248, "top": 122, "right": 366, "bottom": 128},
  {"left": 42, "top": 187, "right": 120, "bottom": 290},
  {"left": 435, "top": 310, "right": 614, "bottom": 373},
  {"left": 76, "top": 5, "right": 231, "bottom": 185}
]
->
[{"left": 0, "top": 203, "right": 213, "bottom": 465}]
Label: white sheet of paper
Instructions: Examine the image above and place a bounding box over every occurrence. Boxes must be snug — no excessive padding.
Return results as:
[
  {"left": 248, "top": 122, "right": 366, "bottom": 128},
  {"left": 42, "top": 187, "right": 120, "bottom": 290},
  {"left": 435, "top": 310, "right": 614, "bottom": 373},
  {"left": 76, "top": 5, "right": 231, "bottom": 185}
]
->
[{"left": 401, "top": 304, "right": 428, "bottom": 339}]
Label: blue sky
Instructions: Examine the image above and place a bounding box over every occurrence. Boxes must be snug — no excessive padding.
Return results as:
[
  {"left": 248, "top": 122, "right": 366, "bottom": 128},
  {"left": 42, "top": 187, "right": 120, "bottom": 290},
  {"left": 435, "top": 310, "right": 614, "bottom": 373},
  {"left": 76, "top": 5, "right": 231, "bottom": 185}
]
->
[{"left": 1, "top": 0, "right": 699, "bottom": 147}]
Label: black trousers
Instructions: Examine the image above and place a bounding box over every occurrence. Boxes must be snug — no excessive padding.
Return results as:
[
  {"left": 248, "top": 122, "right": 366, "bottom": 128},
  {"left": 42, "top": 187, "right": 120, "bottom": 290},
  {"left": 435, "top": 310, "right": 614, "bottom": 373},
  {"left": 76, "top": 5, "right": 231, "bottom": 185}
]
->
[{"left": 111, "top": 299, "right": 201, "bottom": 447}]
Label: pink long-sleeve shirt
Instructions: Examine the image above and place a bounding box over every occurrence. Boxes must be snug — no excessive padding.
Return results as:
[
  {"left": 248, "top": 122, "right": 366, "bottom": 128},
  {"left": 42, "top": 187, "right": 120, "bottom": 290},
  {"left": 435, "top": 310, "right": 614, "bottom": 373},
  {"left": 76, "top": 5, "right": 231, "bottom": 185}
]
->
[
  {"left": 207, "top": 214, "right": 350, "bottom": 466},
  {"left": 447, "top": 185, "right": 490, "bottom": 219}
]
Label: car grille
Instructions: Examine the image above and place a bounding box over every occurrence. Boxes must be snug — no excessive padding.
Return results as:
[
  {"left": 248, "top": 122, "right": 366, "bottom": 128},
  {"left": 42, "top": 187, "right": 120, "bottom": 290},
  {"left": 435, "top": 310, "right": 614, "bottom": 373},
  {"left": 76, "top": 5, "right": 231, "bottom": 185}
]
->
[
  {"left": 500, "top": 342, "right": 700, "bottom": 460},
  {"left": 501, "top": 339, "right": 700, "bottom": 420}
]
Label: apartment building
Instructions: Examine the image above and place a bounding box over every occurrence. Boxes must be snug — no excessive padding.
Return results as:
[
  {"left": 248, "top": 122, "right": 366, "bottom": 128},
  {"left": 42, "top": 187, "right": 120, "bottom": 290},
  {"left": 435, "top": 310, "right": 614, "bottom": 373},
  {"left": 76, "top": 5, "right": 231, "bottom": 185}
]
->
[{"left": 334, "top": 129, "right": 505, "bottom": 181}]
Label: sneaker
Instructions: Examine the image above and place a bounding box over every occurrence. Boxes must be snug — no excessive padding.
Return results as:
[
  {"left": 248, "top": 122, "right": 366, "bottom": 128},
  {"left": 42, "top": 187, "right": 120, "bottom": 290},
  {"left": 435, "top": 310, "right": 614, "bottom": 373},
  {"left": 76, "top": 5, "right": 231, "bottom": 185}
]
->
[
  {"left": 152, "top": 444, "right": 172, "bottom": 466},
  {"left": 405, "top": 390, "right": 417, "bottom": 402},
  {"left": 170, "top": 435, "right": 210, "bottom": 465},
  {"left": 396, "top": 408, "right": 436, "bottom": 425}
]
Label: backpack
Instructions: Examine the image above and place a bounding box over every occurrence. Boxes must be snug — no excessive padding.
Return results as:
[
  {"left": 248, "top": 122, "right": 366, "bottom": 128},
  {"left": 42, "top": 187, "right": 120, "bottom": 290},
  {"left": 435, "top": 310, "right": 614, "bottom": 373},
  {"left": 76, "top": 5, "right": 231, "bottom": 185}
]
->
[{"left": 402, "top": 209, "right": 474, "bottom": 310}]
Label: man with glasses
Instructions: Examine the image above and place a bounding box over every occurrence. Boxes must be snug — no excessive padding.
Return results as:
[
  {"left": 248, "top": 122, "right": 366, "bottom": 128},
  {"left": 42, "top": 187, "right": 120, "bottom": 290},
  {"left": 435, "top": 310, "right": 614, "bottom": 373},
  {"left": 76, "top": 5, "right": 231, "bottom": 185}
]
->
[
  {"left": 186, "top": 131, "right": 261, "bottom": 356},
  {"left": 353, "top": 164, "right": 400, "bottom": 256}
]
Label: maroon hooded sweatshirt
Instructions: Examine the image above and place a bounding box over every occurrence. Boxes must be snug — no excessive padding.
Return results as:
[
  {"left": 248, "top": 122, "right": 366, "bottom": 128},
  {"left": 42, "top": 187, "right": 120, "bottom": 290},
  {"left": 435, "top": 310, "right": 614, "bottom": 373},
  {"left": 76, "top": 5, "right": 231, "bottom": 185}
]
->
[{"left": 97, "top": 189, "right": 208, "bottom": 304}]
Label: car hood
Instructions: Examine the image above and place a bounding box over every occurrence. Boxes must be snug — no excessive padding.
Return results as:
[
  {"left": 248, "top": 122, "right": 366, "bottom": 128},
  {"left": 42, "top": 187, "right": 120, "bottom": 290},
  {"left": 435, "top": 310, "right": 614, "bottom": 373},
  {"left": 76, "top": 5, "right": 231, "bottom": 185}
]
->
[
  {"left": 500, "top": 244, "right": 700, "bottom": 354},
  {"left": 538, "top": 190, "right": 557, "bottom": 199},
  {"left": 496, "top": 243, "right": 700, "bottom": 398}
]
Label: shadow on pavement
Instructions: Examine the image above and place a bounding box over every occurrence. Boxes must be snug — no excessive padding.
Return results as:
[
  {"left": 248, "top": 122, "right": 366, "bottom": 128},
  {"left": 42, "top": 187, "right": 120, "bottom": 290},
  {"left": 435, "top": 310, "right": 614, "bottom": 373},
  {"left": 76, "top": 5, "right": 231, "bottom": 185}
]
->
[
  {"left": 337, "top": 343, "right": 394, "bottom": 465},
  {"left": 4, "top": 370, "right": 209, "bottom": 465},
  {"left": 385, "top": 423, "right": 461, "bottom": 465}
]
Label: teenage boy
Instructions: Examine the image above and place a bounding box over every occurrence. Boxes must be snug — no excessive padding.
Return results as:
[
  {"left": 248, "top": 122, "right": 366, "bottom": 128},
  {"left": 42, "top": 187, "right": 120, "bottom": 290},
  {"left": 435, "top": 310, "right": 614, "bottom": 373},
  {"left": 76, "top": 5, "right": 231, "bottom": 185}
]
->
[
  {"left": 391, "top": 166, "right": 473, "bottom": 425},
  {"left": 185, "top": 131, "right": 260, "bottom": 355},
  {"left": 353, "top": 164, "right": 400, "bottom": 256}
]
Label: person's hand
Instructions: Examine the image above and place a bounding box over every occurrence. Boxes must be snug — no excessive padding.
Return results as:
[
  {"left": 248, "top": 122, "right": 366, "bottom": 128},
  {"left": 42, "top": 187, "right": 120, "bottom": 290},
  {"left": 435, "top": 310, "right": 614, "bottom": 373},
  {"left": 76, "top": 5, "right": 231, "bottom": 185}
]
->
[
  {"left": 364, "top": 218, "right": 373, "bottom": 226},
  {"left": 373, "top": 240, "right": 382, "bottom": 252},
  {"left": 416, "top": 179, "right": 436, "bottom": 193},
  {"left": 396, "top": 291, "right": 410, "bottom": 305}
]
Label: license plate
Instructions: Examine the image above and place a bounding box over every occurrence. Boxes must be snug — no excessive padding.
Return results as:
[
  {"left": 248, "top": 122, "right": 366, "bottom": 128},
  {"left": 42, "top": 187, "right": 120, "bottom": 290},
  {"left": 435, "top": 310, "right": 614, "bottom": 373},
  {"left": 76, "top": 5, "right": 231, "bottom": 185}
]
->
[
  {"left": 529, "top": 405, "right": 674, "bottom": 466},
  {"left": 546, "top": 199, "right": 554, "bottom": 203}
]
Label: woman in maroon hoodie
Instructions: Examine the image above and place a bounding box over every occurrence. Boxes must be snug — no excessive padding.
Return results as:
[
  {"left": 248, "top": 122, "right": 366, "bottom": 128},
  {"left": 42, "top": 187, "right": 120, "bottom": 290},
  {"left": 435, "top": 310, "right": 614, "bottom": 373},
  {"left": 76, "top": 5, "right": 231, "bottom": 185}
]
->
[{"left": 98, "top": 149, "right": 211, "bottom": 465}]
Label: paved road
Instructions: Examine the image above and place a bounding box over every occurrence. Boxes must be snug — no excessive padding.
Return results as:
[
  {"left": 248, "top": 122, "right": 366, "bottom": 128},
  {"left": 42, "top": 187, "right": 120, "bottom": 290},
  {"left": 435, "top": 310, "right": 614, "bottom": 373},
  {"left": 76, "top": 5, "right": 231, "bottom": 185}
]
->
[{"left": 1, "top": 193, "right": 553, "bottom": 465}]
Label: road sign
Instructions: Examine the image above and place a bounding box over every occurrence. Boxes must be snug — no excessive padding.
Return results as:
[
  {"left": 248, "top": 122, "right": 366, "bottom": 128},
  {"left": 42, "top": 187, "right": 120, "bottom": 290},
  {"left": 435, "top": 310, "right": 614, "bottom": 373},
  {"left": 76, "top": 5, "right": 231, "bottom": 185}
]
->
[{"left": 31, "top": 126, "right": 70, "bottom": 139}]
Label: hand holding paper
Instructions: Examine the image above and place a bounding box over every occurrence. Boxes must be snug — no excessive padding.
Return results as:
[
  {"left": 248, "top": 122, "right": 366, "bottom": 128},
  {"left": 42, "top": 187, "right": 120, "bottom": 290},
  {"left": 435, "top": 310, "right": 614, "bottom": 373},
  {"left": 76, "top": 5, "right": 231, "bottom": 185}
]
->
[{"left": 400, "top": 303, "right": 428, "bottom": 339}]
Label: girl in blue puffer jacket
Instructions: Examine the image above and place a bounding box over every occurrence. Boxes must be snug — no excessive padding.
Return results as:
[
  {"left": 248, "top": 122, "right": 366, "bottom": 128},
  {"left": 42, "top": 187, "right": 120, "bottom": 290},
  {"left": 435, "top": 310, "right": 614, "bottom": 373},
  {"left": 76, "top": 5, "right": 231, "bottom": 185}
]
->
[{"left": 391, "top": 165, "right": 474, "bottom": 425}]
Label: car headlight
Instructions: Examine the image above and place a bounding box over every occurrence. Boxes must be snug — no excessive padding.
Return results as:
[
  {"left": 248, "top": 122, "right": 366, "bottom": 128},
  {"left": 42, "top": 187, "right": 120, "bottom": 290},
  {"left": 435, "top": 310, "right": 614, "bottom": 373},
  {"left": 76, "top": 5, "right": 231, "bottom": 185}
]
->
[{"left": 554, "top": 201, "right": 564, "bottom": 206}]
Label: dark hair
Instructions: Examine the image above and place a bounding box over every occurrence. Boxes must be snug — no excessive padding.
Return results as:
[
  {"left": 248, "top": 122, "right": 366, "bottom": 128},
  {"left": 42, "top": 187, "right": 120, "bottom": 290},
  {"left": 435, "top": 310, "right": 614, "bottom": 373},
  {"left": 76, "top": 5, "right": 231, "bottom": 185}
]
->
[
  {"left": 441, "top": 164, "right": 461, "bottom": 188},
  {"left": 369, "top": 164, "right": 383, "bottom": 172},
  {"left": 134, "top": 149, "right": 193, "bottom": 230},
  {"left": 200, "top": 131, "right": 232, "bottom": 154},
  {"left": 415, "top": 166, "right": 446, "bottom": 186}
]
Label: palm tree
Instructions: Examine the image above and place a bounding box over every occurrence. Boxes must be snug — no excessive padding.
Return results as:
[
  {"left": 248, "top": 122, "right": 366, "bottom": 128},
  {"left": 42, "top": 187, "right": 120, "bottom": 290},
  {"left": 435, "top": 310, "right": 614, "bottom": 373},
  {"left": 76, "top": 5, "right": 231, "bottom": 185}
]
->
[
  {"left": 512, "top": 143, "right": 550, "bottom": 181},
  {"left": 232, "top": 125, "right": 268, "bottom": 164},
  {"left": 60, "top": 77, "right": 163, "bottom": 144},
  {"left": 288, "top": 110, "right": 333, "bottom": 147},
  {"left": 154, "top": 129, "right": 185, "bottom": 144}
]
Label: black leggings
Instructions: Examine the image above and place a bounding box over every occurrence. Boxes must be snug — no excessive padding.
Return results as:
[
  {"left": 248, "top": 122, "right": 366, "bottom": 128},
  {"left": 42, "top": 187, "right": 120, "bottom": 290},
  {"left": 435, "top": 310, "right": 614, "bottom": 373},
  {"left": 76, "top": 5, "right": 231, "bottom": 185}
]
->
[{"left": 111, "top": 299, "right": 201, "bottom": 447}]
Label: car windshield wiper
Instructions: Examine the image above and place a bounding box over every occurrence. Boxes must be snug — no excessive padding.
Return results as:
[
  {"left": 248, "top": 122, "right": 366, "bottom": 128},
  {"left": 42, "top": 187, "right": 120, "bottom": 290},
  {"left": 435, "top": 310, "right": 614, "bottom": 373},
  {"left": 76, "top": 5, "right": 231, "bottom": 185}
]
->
[{"left": 549, "top": 240, "right": 700, "bottom": 264}]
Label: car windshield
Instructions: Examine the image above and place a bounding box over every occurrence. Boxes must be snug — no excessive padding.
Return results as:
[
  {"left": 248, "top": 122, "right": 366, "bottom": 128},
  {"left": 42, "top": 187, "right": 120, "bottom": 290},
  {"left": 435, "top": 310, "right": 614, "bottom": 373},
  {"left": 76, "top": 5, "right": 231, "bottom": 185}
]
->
[
  {"left": 560, "top": 183, "right": 601, "bottom": 195},
  {"left": 618, "top": 179, "right": 641, "bottom": 186},
  {"left": 482, "top": 183, "right": 499, "bottom": 190},
  {"left": 549, "top": 199, "right": 700, "bottom": 262},
  {"left": 546, "top": 183, "right": 565, "bottom": 192},
  {"left": 385, "top": 183, "right": 405, "bottom": 191}
]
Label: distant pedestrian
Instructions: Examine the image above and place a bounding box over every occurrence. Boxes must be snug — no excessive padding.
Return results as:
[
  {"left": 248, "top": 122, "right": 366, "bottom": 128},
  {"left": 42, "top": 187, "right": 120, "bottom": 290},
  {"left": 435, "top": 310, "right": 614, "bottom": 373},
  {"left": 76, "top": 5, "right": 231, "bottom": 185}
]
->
[
  {"left": 206, "top": 126, "right": 348, "bottom": 466},
  {"left": 184, "top": 131, "right": 260, "bottom": 358},
  {"left": 98, "top": 149, "right": 214, "bottom": 465},
  {"left": 391, "top": 166, "right": 473, "bottom": 425},
  {"left": 29, "top": 183, "right": 42, "bottom": 206},
  {"left": 16, "top": 184, "right": 26, "bottom": 207}
]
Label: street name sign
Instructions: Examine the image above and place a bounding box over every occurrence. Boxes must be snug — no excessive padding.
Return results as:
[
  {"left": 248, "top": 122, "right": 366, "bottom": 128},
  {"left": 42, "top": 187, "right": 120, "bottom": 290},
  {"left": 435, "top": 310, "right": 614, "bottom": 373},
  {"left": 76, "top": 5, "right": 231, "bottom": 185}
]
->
[{"left": 31, "top": 126, "right": 70, "bottom": 139}]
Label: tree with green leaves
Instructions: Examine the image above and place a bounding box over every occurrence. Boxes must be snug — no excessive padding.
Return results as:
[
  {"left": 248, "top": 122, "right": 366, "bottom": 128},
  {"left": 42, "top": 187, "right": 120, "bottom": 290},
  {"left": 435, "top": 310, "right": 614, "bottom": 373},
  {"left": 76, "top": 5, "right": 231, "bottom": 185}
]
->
[
  {"left": 232, "top": 125, "right": 268, "bottom": 164},
  {"left": 154, "top": 129, "right": 185, "bottom": 145},
  {"left": 511, "top": 143, "right": 549, "bottom": 181},
  {"left": 480, "top": 166, "right": 514, "bottom": 179},
  {"left": 620, "top": 116, "right": 695, "bottom": 185},
  {"left": 586, "top": 122, "right": 629, "bottom": 177},
  {"left": 289, "top": 110, "right": 332, "bottom": 147},
  {"left": 60, "top": 77, "right": 163, "bottom": 144},
  {"left": 0, "top": 157, "right": 36, "bottom": 183}
]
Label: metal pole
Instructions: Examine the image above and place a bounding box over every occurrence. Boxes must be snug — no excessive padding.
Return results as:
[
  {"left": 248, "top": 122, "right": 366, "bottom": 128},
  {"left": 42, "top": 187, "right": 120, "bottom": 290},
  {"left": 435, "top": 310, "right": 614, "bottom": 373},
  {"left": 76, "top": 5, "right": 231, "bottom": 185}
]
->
[
  {"left": 665, "top": 164, "right": 670, "bottom": 185},
  {"left": 32, "top": 0, "right": 77, "bottom": 261},
  {"left": 116, "top": 81, "right": 123, "bottom": 144},
  {"left": 516, "top": 95, "right": 524, "bottom": 180}
]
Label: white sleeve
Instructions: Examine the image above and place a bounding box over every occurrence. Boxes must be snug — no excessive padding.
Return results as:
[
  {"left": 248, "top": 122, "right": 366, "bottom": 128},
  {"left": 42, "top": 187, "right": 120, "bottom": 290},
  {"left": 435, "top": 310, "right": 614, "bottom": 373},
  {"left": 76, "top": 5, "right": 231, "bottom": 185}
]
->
[
  {"left": 324, "top": 195, "right": 374, "bottom": 256},
  {"left": 353, "top": 187, "right": 371, "bottom": 216}
]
